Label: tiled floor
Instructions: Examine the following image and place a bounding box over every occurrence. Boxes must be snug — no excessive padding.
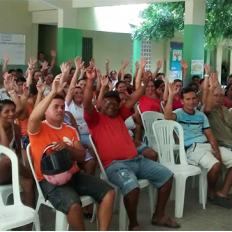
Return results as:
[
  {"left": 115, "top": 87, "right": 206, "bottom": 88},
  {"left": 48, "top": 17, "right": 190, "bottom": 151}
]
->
[{"left": 37, "top": 178, "right": 232, "bottom": 231}]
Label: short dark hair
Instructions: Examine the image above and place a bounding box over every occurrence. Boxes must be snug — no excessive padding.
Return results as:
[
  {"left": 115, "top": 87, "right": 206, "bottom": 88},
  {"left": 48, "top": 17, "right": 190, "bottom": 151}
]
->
[
  {"left": 124, "top": 73, "right": 132, "bottom": 79},
  {"left": 0, "top": 99, "right": 16, "bottom": 112},
  {"left": 53, "top": 94, "right": 65, "bottom": 101},
  {"left": 15, "top": 76, "right": 26, "bottom": 83},
  {"left": 192, "top": 75, "right": 200, "bottom": 80},
  {"left": 173, "top": 79, "right": 182, "bottom": 84},
  {"left": 115, "top": 80, "right": 126, "bottom": 89},
  {"left": 103, "top": 91, "right": 121, "bottom": 103},
  {"left": 154, "top": 79, "right": 164, "bottom": 89},
  {"left": 8, "top": 69, "right": 16, "bottom": 74},
  {"left": 180, "top": 87, "right": 197, "bottom": 99},
  {"left": 225, "top": 83, "right": 232, "bottom": 96}
]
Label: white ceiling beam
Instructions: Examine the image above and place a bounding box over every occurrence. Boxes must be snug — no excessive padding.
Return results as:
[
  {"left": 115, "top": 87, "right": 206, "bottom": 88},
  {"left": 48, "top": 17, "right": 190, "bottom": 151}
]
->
[{"left": 72, "top": 0, "right": 184, "bottom": 8}]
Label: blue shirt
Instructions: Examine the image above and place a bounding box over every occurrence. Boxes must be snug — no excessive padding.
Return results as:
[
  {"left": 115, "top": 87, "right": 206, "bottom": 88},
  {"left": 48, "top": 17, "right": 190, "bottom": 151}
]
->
[{"left": 174, "top": 108, "right": 210, "bottom": 147}]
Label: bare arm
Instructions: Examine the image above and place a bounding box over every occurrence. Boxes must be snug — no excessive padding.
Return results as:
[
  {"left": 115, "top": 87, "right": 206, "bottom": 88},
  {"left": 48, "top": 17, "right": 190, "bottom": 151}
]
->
[
  {"left": 83, "top": 68, "right": 96, "bottom": 115},
  {"left": 65, "top": 57, "right": 83, "bottom": 105},
  {"left": 135, "top": 58, "right": 146, "bottom": 90},
  {"left": 203, "top": 73, "right": 220, "bottom": 113},
  {"left": 2, "top": 55, "right": 9, "bottom": 73},
  {"left": 163, "top": 82, "right": 178, "bottom": 120},
  {"left": 152, "top": 60, "right": 162, "bottom": 80},
  {"left": 96, "top": 75, "right": 109, "bottom": 110},
  {"left": 204, "top": 128, "right": 222, "bottom": 162},
  {"left": 118, "top": 59, "right": 129, "bottom": 81},
  {"left": 181, "top": 60, "right": 188, "bottom": 81}
]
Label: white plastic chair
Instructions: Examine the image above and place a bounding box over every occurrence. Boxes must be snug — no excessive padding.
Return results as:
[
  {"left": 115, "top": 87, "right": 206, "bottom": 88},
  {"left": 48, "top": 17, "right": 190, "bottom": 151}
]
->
[
  {"left": 140, "top": 111, "right": 164, "bottom": 150},
  {"left": 152, "top": 120, "right": 207, "bottom": 218},
  {"left": 0, "top": 184, "right": 13, "bottom": 205},
  {"left": 89, "top": 135, "right": 155, "bottom": 231},
  {"left": 26, "top": 144, "right": 96, "bottom": 230},
  {"left": 0, "top": 145, "right": 40, "bottom": 230}
]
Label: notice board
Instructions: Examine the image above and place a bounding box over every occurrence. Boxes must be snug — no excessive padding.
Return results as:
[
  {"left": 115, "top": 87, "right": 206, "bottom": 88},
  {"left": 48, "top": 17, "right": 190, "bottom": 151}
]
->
[{"left": 0, "top": 33, "right": 26, "bottom": 65}]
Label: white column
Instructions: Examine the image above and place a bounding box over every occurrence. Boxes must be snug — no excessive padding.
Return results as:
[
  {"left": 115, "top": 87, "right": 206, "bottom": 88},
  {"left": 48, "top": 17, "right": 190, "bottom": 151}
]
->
[
  {"left": 216, "top": 44, "right": 223, "bottom": 83},
  {"left": 230, "top": 49, "right": 232, "bottom": 75},
  {"left": 58, "top": 8, "right": 77, "bottom": 28}
]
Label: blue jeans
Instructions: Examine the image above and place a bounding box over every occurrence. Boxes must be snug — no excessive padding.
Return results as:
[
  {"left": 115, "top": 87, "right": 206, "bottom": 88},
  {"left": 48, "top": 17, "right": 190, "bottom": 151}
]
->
[{"left": 105, "top": 155, "right": 173, "bottom": 196}]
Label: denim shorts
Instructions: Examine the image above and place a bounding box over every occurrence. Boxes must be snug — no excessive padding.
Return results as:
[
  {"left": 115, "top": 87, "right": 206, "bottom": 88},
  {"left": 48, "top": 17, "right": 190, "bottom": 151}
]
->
[
  {"left": 105, "top": 155, "right": 173, "bottom": 196},
  {"left": 39, "top": 172, "right": 113, "bottom": 214}
]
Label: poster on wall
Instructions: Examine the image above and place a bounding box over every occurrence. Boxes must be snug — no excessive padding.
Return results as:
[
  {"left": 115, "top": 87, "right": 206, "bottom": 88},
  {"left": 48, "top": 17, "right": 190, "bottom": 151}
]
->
[
  {"left": 191, "top": 60, "right": 204, "bottom": 77},
  {"left": 0, "top": 33, "right": 26, "bottom": 65},
  {"left": 169, "top": 42, "right": 183, "bottom": 81}
]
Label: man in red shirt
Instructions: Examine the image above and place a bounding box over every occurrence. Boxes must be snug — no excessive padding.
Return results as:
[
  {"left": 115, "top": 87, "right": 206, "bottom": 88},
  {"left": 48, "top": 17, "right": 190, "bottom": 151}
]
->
[
  {"left": 28, "top": 76, "right": 115, "bottom": 230},
  {"left": 84, "top": 67, "right": 180, "bottom": 230}
]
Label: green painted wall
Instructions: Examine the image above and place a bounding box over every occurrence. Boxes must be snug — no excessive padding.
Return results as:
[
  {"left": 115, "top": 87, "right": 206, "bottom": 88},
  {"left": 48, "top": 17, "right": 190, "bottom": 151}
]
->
[
  {"left": 57, "top": 28, "right": 82, "bottom": 65},
  {"left": 183, "top": 24, "right": 204, "bottom": 85},
  {"left": 132, "top": 39, "right": 141, "bottom": 74}
]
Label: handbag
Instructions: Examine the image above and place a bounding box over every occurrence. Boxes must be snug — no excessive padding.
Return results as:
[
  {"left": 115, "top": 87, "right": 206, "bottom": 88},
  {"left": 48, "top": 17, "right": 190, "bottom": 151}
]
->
[{"left": 41, "top": 144, "right": 75, "bottom": 185}]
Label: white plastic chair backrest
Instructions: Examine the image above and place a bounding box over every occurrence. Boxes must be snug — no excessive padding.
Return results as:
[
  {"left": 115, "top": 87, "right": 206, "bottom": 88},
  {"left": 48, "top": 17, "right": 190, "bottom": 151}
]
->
[
  {"left": 0, "top": 145, "right": 22, "bottom": 205},
  {"left": 152, "top": 120, "right": 187, "bottom": 165},
  {"left": 141, "top": 111, "right": 164, "bottom": 147},
  {"left": 89, "top": 135, "right": 108, "bottom": 181},
  {"left": 26, "top": 144, "right": 44, "bottom": 199},
  {"left": 137, "top": 104, "right": 142, "bottom": 115}
]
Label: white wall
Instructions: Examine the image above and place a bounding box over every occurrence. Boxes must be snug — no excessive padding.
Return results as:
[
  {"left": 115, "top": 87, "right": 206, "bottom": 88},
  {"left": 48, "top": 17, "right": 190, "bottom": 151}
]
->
[
  {"left": 0, "top": 0, "right": 38, "bottom": 64},
  {"left": 83, "top": 30, "right": 169, "bottom": 75},
  {"left": 83, "top": 30, "right": 132, "bottom": 72}
]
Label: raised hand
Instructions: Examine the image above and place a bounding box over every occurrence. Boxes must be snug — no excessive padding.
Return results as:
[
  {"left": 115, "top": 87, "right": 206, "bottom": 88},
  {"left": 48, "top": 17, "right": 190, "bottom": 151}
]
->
[
  {"left": 50, "top": 49, "right": 56, "bottom": 58},
  {"left": 22, "top": 83, "right": 30, "bottom": 98},
  {"left": 105, "top": 59, "right": 110, "bottom": 65},
  {"left": 4, "top": 74, "right": 15, "bottom": 92},
  {"left": 180, "top": 60, "right": 188, "bottom": 70},
  {"left": 101, "top": 75, "right": 109, "bottom": 87},
  {"left": 3, "top": 54, "right": 10, "bottom": 65},
  {"left": 28, "top": 57, "right": 37, "bottom": 70},
  {"left": 86, "top": 67, "right": 96, "bottom": 80},
  {"left": 168, "top": 82, "right": 180, "bottom": 96},
  {"left": 60, "top": 62, "right": 71, "bottom": 76},
  {"left": 121, "top": 59, "right": 130, "bottom": 69},
  {"left": 74, "top": 57, "right": 84, "bottom": 70},
  {"left": 204, "top": 64, "right": 210, "bottom": 75},
  {"left": 41, "top": 60, "right": 49, "bottom": 72},
  {"left": 156, "top": 60, "right": 162, "bottom": 70},
  {"left": 51, "top": 75, "right": 66, "bottom": 94},
  {"left": 89, "top": 58, "right": 95, "bottom": 69},
  {"left": 36, "top": 78, "right": 46, "bottom": 94},
  {"left": 209, "top": 73, "right": 220, "bottom": 91},
  {"left": 140, "top": 57, "right": 147, "bottom": 70}
]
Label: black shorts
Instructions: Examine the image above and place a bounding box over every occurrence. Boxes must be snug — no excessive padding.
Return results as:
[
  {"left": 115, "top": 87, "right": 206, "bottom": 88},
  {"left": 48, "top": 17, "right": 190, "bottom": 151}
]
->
[{"left": 39, "top": 172, "right": 113, "bottom": 214}]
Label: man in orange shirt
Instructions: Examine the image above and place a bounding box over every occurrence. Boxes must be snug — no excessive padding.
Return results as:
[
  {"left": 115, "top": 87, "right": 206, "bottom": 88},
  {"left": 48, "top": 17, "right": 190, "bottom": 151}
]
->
[{"left": 28, "top": 76, "right": 115, "bottom": 230}]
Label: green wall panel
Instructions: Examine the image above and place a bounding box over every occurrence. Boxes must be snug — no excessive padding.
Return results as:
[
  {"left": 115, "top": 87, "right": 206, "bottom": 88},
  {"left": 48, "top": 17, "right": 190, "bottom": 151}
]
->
[
  {"left": 183, "top": 24, "right": 204, "bottom": 85},
  {"left": 57, "top": 28, "right": 82, "bottom": 65}
]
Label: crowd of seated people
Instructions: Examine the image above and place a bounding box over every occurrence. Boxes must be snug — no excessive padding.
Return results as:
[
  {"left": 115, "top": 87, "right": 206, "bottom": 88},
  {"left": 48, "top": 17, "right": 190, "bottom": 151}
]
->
[{"left": 1, "top": 51, "right": 232, "bottom": 230}]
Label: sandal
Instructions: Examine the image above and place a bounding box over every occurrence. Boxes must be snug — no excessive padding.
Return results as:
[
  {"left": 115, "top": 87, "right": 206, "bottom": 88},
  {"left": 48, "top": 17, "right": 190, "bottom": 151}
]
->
[{"left": 152, "top": 216, "right": 181, "bottom": 228}]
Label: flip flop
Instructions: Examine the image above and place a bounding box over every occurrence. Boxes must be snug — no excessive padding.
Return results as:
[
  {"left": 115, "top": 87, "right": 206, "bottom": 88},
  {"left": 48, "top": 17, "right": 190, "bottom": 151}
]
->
[{"left": 151, "top": 217, "right": 181, "bottom": 228}]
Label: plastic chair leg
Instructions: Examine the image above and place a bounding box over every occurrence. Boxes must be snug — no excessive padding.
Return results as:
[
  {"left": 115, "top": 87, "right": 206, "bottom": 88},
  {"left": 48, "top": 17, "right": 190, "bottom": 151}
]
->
[
  {"left": 174, "top": 176, "right": 187, "bottom": 218},
  {"left": 199, "top": 170, "right": 207, "bottom": 209},
  {"left": 33, "top": 214, "right": 41, "bottom": 231},
  {"left": 1, "top": 189, "right": 12, "bottom": 205},
  {"left": 55, "top": 210, "right": 68, "bottom": 230},
  {"left": 148, "top": 185, "right": 155, "bottom": 217}
]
